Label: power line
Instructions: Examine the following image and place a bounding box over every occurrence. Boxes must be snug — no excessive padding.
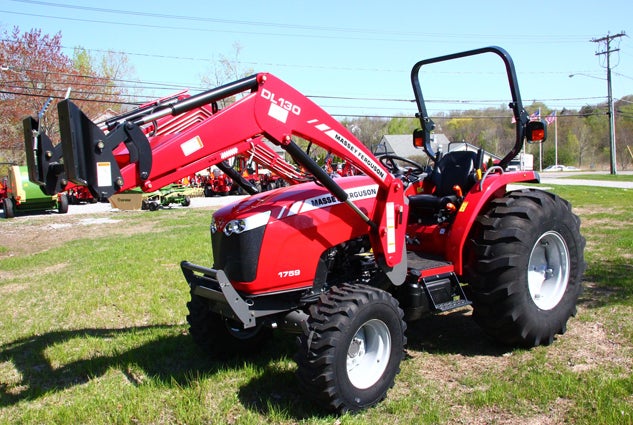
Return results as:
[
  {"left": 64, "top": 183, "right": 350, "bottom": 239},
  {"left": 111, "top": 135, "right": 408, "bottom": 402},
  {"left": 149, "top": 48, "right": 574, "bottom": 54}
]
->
[
  {"left": 0, "top": 89, "right": 135, "bottom": 105},
  {"left": 3, "top": 37, "right": 602, "bottom": 79},
  {"left": 4, "top": 0, "right": 592, "bottom": 43},
  {"left": 2, "top": 63, "right": 610, "bottom": 105},
  {"left": 0, "top": 9, "right": 504, "bottom": 44}
]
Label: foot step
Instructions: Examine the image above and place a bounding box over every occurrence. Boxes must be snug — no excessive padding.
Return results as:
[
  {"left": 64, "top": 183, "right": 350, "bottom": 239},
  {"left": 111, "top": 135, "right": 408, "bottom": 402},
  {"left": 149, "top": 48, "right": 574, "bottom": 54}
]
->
[
  {"left": 433, "top": 298, "right": 471, "bottom": 312},
  {"left": 421, "top": 272, "right": 471, "bottom": 313}
]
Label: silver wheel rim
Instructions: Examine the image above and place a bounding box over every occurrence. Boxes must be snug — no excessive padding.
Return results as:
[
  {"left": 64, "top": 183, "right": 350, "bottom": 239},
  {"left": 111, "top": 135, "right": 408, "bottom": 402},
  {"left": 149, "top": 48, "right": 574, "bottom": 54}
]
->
[
  {"left": 346, "top": 319, "right": 391, "bottom": 389},
  {"left": 527, "top": 231, "right": 570, "bottom": 310}
]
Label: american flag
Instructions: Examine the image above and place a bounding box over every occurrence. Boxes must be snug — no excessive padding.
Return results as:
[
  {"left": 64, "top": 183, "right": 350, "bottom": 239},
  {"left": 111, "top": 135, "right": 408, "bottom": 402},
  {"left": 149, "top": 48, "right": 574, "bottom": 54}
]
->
[
  {"left": 529, "top": 110, "right": 541, "bottom": 121},
  {"left": 545, "top": 111, "right": 557, "bottom": 124}
]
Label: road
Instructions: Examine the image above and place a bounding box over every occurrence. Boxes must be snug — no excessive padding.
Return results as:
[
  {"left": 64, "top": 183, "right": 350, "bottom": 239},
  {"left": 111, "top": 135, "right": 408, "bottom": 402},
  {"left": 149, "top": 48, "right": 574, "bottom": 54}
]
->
[{"left": 540, "top": 171, "right": 633, "bottom": 189}]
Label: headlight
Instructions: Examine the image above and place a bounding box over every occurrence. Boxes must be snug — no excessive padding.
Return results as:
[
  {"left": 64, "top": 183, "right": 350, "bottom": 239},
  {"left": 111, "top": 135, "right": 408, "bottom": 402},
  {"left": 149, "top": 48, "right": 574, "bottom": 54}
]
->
[
  {"left": 219, "top": 211, "right": 271, "bottom": 237},
  {"left": 223, "top": 219, "right": 246, "bottom": 236}
]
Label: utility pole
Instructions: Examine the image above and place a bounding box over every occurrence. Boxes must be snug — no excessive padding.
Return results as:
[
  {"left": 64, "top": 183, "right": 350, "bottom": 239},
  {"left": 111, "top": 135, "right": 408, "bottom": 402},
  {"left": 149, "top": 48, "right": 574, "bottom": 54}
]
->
[{"left": 591, "top": 31, "right": 626, "bottom": 175}]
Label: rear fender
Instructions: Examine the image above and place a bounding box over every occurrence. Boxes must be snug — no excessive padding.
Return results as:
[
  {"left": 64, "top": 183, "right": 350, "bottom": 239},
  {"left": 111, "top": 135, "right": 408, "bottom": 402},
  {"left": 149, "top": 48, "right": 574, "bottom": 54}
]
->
[{"left": 446, "top": 170, "right": 539, "bottom": 274}]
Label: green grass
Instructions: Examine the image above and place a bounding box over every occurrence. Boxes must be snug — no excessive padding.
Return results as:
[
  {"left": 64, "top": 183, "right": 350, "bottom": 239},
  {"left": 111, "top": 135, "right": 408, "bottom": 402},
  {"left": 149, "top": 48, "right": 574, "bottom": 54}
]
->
[
  {"left": 1, "top": 187, "right": 632, "bottom": 424},
  {"left": 555, "top": 173, "right": 633, "bottom": 182}
]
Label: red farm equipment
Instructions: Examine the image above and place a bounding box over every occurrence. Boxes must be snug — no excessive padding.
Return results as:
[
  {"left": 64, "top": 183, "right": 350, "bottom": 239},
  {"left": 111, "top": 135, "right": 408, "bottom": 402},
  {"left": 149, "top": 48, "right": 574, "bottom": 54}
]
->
[
  {"left": 0, "top": 173, "right": 8, "bottom": 201},
  {"left": 202, "top": 167, "right": 233, "bottom": 197},
  {"left": 36, "top": 46, "right": 584, "bottom": 413},
  {"left": 202, "top": 141, "right": 307, "bottom": 196}
]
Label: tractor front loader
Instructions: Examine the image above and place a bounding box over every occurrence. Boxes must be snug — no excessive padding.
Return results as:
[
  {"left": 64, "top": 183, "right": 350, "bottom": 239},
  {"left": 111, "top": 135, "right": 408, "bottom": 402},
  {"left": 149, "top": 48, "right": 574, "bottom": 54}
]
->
[
  {"left": 44, "top": 46, "right": 584, "bottom": 413},
  {"left": 22, "top": 88, "right": 304, "bottom": 202}
]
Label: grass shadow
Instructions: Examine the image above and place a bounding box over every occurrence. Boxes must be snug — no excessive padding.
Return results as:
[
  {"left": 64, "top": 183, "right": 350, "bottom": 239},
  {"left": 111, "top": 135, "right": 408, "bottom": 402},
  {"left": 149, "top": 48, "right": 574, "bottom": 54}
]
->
[
  {"left": 404, "top": 308, "right": 510, "bottom": 357},
  {"left": 0, "top": 324, "right": 328, "bottom": 419},
  {"left": 0, "top": 325, "right": 192, "bottom": 406},
  {"left": 238, "top": 364, "right": 328, "bottom": 420}
]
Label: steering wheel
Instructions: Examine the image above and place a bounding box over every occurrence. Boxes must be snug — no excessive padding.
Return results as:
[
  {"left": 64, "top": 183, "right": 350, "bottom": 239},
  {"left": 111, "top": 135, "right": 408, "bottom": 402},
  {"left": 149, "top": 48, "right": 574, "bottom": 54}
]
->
[{"left": 377, "top": 154, "right": 426, "bottom": 176}]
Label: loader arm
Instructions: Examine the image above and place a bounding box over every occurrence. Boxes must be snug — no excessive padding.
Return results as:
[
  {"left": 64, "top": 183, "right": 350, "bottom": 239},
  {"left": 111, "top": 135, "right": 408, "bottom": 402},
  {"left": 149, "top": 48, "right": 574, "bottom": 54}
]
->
[{"left": 56, "top": 73, "right": 407, "bottom": 267}]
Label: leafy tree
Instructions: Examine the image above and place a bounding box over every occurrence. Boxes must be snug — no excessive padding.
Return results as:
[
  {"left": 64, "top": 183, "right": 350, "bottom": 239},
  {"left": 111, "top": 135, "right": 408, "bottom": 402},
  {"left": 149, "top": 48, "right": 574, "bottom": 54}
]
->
[
  {"left": 342, "top": 117, "right": 389, "bottom": 152},
  {"left": 0, "top": 27, "right": 70, "bottom": 166},
  {"left": 386, "top": 116, "right": 418, "bottom": 135},
  {"left": 200, "top": 42, "right": 253, "bottom": 109},
  {"left": 0, "top": 27, "right": 129, "bottom": 172}
]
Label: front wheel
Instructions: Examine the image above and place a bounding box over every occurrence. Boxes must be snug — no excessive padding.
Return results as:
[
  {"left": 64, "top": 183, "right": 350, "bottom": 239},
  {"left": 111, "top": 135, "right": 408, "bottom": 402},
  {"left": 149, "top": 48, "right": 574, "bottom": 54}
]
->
[
  {"left": 295, "top": 284, "right": 406, "bottom": 413},
  {"left": 465, "top": 189, "right": 585, "bottom": 347},
  {"left": 186, "top": 292, "right": 272, "bottom": 358}
]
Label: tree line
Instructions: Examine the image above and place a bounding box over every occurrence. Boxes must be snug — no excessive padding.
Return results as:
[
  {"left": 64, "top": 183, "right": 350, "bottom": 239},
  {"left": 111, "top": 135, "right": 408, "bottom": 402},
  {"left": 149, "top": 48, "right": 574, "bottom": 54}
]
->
[{"left": 343, "top": 99, "right": 633, "bottom": 171}]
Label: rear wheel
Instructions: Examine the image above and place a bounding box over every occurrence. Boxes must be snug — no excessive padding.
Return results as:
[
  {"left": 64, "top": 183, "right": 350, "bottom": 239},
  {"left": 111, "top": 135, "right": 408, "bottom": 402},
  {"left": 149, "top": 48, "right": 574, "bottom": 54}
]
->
[
  {"left": 465, "top": 189, "right": 585, "bottom": 347},
  {"left": 186, "top": 292, "right": 272, "bottom": 357},
  {"left": 295, "top": 284, "right": 406, "bottom": 413},
  {"left": 3, "top": 198, "right": 15, "bottom": 218}
]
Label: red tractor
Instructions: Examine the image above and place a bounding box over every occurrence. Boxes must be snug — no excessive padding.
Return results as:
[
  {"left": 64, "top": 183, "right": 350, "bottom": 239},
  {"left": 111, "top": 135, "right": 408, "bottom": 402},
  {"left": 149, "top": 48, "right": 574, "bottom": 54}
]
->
[
  {"left": 203, "top": 167, "right": 233, "bottom": 197},
  {"left": 41, "top": 46, "right": 584, "bottom": 413}
]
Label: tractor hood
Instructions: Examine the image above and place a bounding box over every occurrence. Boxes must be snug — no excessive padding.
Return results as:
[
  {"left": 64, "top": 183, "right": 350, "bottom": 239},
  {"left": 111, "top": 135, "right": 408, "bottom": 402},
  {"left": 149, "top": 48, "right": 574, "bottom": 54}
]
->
[
  {"left": 209, "top": 175, "right": 381, "bottom": 293},
  {"left": 212, "top": 175, "right": 379, "bottom": 232}
]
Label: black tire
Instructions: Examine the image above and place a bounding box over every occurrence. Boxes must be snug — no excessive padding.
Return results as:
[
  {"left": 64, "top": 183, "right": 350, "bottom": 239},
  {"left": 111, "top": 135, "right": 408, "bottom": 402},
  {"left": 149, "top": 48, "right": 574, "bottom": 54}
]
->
[
  {"left": 464, "top": 189, "right": 585, "bottom": 347},
  {"left": 295, "top": 284, "right": 406, "bottom": 413},
  {"left": 3, "top": 198, "right": 15, "bottom": 218},
  {"left": 148, "top": 201, "right": 159, "bottom": 211},
  {"left": 58, "top": 194, "right": 69, "bottom": 214},
  {"left": 186, "top": 292, "right": 272, "bottom": 358},
  {"left": 203, "top": 186, "right": 213, "bottom": 197},
  {"left": 181, "top": 196, "right": 191, "bottom": 207}
]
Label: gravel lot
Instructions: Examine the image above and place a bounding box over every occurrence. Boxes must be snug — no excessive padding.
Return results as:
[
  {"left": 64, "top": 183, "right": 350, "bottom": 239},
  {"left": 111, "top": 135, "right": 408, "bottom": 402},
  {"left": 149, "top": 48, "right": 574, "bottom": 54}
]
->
[{"left": 59, "top": 194, "right": 245, "bottom": 216}]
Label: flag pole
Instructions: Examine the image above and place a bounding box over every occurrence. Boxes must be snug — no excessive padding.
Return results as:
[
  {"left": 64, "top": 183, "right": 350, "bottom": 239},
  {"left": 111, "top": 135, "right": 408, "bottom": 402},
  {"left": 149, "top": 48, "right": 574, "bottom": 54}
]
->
[{"left": 554, "top": 111, "right": 558, "bottom": 166}]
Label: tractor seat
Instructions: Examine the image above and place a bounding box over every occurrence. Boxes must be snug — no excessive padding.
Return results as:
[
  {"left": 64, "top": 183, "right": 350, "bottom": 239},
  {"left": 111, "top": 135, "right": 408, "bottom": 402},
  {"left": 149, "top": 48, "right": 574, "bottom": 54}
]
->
[{"left": 408, "top": 150, "right": 482, "bottom": 222}]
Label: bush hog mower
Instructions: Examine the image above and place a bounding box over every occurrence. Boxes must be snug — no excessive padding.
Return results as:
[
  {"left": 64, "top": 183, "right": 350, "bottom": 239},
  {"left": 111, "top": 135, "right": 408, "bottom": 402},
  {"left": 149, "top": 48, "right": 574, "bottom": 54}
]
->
[{"left": 37, "top": 46, "right": 584, "bottom": 413}]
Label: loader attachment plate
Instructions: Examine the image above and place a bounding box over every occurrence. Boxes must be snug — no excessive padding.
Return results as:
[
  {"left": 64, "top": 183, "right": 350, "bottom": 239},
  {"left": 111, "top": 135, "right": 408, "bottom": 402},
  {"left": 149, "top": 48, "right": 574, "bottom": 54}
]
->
[
  {"left": 58, "top": 99, "right": 152, "bottom": 199},
  {"left": 22, "top": 116, "right": 67, "bottom": 195}
]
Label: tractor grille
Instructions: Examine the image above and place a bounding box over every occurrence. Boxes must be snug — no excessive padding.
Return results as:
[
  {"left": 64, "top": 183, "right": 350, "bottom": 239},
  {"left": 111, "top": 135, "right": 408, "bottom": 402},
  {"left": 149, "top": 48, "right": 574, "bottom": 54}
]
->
[{"left": 211, "top": 226, "right": 265, "bottom": 282}]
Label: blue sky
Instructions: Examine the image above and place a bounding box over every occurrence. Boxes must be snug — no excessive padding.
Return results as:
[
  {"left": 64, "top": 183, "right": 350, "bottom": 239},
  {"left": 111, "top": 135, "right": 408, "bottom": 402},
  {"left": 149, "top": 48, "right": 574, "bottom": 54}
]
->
[{"left": 1, "top": 0, "right": 632, "bottom": 118}]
